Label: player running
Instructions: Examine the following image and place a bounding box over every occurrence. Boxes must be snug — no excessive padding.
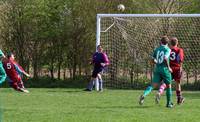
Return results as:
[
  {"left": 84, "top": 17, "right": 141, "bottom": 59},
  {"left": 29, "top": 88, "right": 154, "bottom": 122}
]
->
[
  {"left": 156, "top": 37, "right": 185, "bottom": 105},
  {"left": 3, "top": 52, "right": 30, "bottom": 93},
  {"left": 139, "top": 36, "right": 173, "bottom": 108},
  {"left": 85, "top": 45, "right": 109, "bottom": 91},
  {"left": 0, "top": 50, "right": 7, "bottom": 84}
]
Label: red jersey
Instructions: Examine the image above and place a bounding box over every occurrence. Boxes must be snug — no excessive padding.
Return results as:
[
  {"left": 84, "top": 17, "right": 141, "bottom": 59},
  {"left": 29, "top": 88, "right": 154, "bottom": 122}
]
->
[
  {"left": 3, "top": 59, "right": 21, "bottom": 82},
  {"left": 12, "top": 60, "right": 25, "bottom": 74},
  {"left": 170, "top": 46, "right": 184, "bottom": 68}
]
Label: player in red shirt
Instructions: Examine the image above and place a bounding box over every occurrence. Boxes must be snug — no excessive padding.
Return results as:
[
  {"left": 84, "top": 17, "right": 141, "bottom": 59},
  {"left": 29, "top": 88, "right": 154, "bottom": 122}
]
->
[
  {"left": 156, "top": 37, "right": 185, "bottom": 104},
  {"left": 3, "top": 53, "right": 30, "bottom": 93}
]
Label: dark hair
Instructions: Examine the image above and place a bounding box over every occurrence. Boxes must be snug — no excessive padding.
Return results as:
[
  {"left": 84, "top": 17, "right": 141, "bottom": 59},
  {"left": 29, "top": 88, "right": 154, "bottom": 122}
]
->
[
  {"left": 7, "top": 52, "right": 14, "bottom": 58},
  {"left": 170, "top": 37, "right": 178, "bottom": 46},
  {"left": 160, "top": 36, "right": 169, "bottom": 45},
  {"left": 97, "top": 45, "right": 102, "bottom": 48}
]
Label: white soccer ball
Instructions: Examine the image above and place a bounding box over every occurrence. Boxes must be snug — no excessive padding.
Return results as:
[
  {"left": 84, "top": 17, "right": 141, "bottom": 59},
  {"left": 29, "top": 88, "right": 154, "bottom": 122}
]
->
[{"left": 117, "top": 4, "right": 125, "bottom": 12}]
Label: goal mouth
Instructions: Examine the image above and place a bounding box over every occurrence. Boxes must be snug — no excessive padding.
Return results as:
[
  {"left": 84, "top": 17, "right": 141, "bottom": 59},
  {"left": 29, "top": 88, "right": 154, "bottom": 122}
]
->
[{"left": 97, "top": 14, "right": 200, "bottom": 88}]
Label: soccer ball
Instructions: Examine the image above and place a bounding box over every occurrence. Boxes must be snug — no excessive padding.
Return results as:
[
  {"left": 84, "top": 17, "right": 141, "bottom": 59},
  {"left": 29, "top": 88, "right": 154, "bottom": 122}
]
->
[{"left": 117, "top": 4, "right": 125, "bottom": 12}]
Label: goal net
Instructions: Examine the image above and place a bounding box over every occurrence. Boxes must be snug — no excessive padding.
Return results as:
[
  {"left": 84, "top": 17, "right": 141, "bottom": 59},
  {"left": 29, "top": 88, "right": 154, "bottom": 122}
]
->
[{"left": 97, "top": 14, "right": 200, "bottom": 88}]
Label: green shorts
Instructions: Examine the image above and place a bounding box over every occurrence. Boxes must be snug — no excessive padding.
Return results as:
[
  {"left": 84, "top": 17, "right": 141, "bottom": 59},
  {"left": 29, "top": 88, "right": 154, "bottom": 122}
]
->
[{"left": 152, "top": 66, "right": 172, "bottom": 85}]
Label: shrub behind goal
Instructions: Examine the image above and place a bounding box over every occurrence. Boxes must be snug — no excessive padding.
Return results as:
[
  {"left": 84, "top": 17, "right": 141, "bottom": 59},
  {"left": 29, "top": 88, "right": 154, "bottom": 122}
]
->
[{"left": 96, "top": 14, "right": 200, "bottom": 88}]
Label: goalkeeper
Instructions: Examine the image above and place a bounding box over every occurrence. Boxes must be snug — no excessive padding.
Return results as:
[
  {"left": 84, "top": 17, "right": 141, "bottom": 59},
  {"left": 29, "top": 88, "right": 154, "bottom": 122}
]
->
[{"left": 85, "top": 45, "right": 109, "bottom": 91}]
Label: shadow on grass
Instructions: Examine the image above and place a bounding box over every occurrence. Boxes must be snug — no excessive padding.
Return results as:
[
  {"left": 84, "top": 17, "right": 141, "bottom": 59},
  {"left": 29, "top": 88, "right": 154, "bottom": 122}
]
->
[
  {"left": 78, "top": 105, "right": 153, "bottom": 109},
  {"left": 46, "top": 90, "right": 83, "bottom": 93},
  {"left": 132, "top": 105, "right": 154, "bottom": 109}
]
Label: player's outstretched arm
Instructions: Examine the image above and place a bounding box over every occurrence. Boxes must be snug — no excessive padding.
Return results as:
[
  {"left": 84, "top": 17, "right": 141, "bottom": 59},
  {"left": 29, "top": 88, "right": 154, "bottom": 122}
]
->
[
  {"left": 13, "top": 63, "right": 30, "bottom": 77},
  {"left": 23, "top": 71, "right": 30, "bottom": 77}
]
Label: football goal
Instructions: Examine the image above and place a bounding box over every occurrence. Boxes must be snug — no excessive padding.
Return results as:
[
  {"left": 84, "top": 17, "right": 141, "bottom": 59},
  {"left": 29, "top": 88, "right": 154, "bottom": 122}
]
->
[{"left": 96, "top": 14, "right": 200, "bottom": 88}]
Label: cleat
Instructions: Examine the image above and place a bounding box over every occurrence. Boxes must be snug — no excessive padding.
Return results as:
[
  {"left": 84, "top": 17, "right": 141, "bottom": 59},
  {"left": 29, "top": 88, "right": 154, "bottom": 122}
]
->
[
  {"left": 83, "top": 89, "right": 92, "bottom": 92},
  {"left": 23, "top": 89, "right": 29, "bottom": 93},
  {"left": 177, "top": 97, "right": 185, "bottom": 105},
  {"left": 166, "top": 103, "right": 174, "bottom": 108},
  {"left": 139, "top": 95, "right": 145, "bottom": 105},
  {"left": 20, "top": 88, "right": 29, "bottom": 93},
  {"left": 155, "top": 93, "right": 161, "bottom": 104}
]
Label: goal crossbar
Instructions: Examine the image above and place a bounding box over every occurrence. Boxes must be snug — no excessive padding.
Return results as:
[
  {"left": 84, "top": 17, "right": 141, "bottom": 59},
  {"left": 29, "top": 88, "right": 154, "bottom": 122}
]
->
[
  {"left": 96, "top": 14, "right": 200, "bottom": 48},
  {"left": 97, "top": 14, "right": 200, "bottom": 18}
]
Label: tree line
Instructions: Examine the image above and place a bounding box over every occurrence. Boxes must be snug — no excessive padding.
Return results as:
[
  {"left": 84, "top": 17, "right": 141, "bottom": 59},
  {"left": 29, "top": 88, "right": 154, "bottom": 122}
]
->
[{"left": 0, "top": 0, "right": 199, "bottom": 80}]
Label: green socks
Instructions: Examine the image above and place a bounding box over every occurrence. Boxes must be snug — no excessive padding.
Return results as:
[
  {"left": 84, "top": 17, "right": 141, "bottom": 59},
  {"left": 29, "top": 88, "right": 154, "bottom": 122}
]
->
[
  {"left": 143, "top": 86, "right": 153, "bottom": 97},
  {"left": 166, "top": 87, "right": 172, "bottom": 104}
]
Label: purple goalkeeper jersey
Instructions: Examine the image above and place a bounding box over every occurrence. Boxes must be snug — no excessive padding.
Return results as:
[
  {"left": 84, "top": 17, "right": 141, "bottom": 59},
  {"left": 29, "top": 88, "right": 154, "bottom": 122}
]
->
[{"left": 92, "top": 52, "right": 109, "bottom": 69}]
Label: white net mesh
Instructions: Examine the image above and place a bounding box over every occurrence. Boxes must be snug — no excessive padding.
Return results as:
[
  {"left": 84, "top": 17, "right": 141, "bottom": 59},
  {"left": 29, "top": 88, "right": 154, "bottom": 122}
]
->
[{"left": 99, "top": 15, "right": 200, "bottom": 88}]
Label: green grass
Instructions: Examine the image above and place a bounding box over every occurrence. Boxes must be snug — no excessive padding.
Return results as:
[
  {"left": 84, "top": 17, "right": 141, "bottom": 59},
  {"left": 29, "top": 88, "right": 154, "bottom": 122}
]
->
[{"left": 0, "top": 88, "right": 200, "bottom": 122}]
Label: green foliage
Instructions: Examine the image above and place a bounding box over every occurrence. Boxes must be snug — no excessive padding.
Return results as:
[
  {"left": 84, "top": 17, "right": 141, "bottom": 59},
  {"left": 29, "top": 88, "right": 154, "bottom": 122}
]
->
[
  {"left": 1, "top": 75, "right": 90, "bottom": 88},
  {"left": 26, "top": 76, "right": 89, "bottom": 88},
  {"left": 0, "top": 0, "right": 200, "bottom": 88},
  {"left": 182, "top": 80, "right": 200, "bottom": 90}
]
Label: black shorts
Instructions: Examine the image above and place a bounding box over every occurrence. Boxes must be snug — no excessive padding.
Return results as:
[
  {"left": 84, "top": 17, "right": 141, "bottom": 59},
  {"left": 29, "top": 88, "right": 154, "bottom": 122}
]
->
[{"left": 92, "top": 68, "right": 103, "bottom": 78}]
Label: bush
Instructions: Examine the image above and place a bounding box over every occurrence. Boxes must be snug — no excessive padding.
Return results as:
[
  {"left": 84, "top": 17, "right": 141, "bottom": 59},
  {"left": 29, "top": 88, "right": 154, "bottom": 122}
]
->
[{"left": 1, "top": 75, "right": 90, "bottom": 88}]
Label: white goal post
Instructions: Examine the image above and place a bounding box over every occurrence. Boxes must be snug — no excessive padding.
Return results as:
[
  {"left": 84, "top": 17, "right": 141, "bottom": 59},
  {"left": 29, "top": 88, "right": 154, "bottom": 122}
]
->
[
  {"left": 96, "top": 14, "right": 200, "bottom": 88},
  {"left": 96, "top": 14, "right": 200, "bottom": 46}
]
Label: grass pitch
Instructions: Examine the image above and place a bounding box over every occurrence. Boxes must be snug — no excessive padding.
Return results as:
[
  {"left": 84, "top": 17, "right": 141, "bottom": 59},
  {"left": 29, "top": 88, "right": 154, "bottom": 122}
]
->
[{"left": 0, "top": 88, "right": 200, "bottom": 122}]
